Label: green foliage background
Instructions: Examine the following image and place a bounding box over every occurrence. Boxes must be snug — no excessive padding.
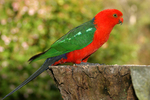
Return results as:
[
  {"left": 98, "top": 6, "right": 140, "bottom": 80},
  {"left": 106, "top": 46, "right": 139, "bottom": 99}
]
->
[{"left": 1, "top": 0, "right": 150, "bottom": 100}]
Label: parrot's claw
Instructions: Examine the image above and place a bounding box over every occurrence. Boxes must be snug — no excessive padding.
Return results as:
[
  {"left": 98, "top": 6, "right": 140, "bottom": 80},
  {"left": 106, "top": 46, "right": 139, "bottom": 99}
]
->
[{"left": 74, "top": 62, "right": 105, "bottom": 66}]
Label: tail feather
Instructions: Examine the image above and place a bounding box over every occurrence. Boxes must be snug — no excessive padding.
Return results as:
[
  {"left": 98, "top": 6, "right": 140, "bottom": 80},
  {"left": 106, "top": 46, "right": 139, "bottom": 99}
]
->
[{"left": 2, "top": 54, "right": 66, "bottom": 100}]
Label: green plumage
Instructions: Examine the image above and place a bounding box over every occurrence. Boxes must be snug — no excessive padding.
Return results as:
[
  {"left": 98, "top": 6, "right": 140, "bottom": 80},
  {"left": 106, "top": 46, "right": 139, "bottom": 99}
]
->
[{"left": 31, "top": 19, "right": 96, "bottom": 62}]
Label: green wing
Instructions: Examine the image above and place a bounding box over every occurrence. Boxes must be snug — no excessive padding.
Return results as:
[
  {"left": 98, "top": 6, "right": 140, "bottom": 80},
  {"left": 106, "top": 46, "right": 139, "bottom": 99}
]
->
[{"left": 32, "top": 19, "right": 96, "bottom": 62}]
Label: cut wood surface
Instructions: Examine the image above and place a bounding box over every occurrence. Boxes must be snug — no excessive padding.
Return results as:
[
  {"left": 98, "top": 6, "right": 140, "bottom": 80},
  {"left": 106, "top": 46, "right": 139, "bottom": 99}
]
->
[{"left": 47, "top": 65, "right": 148, "bottom": 100}]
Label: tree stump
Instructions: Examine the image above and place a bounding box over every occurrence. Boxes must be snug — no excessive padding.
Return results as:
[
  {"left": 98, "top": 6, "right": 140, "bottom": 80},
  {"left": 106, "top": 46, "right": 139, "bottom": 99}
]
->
[{"left": 47, "top": 65, "right": 138, "bottom": 100}]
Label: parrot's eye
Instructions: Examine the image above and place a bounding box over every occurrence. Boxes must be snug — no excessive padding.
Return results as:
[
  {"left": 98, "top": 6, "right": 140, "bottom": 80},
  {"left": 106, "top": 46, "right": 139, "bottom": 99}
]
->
[{"left": 113, "top": 14, "right": 117, "bottom": 18}]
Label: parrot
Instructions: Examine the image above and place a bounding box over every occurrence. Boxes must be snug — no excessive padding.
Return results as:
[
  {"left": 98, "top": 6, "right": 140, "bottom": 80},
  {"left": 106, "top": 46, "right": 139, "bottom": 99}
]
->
[{"left": 3, "top": 9, "right": 123, "bottom": 99}]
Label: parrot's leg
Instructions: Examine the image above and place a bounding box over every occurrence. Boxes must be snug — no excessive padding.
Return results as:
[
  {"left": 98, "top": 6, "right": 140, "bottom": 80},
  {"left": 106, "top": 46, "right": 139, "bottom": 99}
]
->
[{"left": 82, "top": 55, "right": 91, "bottom": 62}]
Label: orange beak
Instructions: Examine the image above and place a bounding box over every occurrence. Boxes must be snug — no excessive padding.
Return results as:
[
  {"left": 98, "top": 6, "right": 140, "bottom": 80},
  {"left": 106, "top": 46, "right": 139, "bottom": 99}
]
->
[{"left": 118, "top": 17, "right": 123, "bottom": 25}]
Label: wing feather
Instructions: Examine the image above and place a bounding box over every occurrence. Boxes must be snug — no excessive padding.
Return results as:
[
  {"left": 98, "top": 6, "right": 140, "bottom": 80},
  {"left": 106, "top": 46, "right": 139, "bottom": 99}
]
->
[{"left": 30, "top": 19, "right": 96, "bottom": 62}]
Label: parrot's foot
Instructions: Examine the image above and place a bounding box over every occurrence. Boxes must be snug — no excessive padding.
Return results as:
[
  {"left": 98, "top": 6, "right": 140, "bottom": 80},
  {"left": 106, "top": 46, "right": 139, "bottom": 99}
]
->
[{"left": 74, "top": 62, "right": 105, "bottom": 66}]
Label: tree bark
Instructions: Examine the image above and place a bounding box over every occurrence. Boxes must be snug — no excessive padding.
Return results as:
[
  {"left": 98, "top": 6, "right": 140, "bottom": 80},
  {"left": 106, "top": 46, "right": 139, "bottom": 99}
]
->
[{"left": 47, "top": 65, "right": 138, "bottom": 100}]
